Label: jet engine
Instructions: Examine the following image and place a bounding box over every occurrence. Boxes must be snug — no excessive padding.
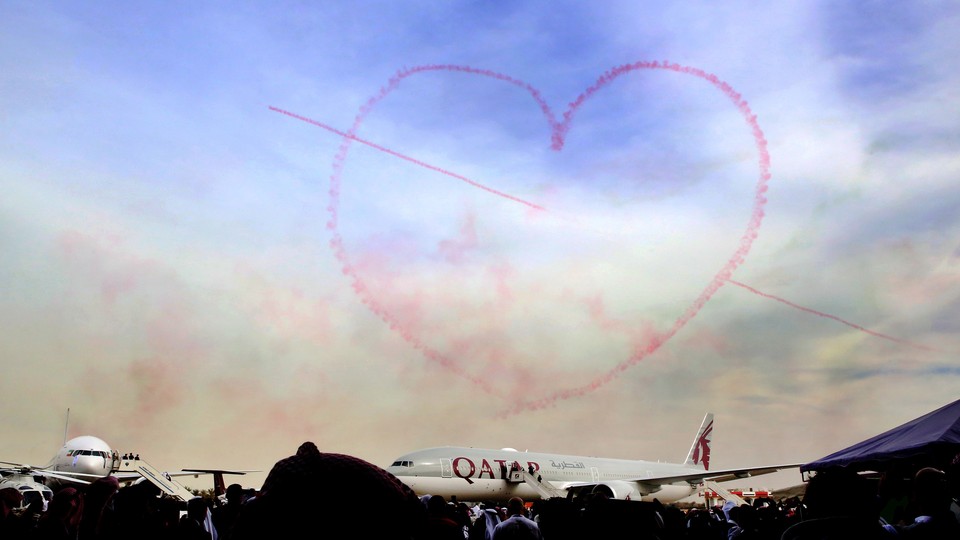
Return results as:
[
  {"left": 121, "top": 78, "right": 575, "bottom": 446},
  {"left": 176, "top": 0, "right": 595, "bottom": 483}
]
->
[{"left": 585, "top": 480, "right": 645, "bottom": 500}]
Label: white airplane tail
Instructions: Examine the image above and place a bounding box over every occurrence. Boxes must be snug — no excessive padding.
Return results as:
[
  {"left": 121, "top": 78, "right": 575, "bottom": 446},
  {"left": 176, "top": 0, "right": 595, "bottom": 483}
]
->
[{"left": 683, "top": 413, "right": 714, "bottom": 470}]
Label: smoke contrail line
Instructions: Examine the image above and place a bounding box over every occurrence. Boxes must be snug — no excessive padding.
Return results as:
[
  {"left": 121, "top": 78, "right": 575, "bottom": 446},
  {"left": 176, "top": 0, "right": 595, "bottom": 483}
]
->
[
  {"left": 727, "top": 279, "right": 943, "bottom": 353},
  {"left": 269, "top": 106, "right": 547, "bottom": 212}
]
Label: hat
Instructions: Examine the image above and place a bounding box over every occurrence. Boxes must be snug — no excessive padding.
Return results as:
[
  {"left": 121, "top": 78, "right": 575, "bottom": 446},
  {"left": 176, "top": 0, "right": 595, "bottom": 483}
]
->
[{"left": 722, "top": 500, "right": 737, "bottom": 521}]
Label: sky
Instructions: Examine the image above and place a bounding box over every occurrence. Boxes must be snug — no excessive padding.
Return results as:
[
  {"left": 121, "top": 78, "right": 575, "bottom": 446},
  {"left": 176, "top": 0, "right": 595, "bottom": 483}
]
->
[{"left": 2, "top": 1, "right": 958, "bottom": 494}]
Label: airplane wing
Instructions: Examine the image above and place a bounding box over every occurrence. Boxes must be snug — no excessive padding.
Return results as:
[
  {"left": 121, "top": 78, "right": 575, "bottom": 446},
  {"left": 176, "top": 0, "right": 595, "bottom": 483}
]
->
[
  {"left": 177, "top": 469, "right": 259, "bottom": 497},
  {"left": 0, "top": 460, "right": 46, "bottom": 468},
  {"left": 3, "top": 469, "right": 97, "bottom": 485},
  {"left": 177, "top": 468, "right": 258, "bottom": 476},
  {"left": 1, "top": 462, "right": 110, "bottom": 485},
  {"left": 562, "top": 463, "right": 803, "bottom": 491},
  {"left": 637, "top": 463, "right": 804, "bottom": 485}
]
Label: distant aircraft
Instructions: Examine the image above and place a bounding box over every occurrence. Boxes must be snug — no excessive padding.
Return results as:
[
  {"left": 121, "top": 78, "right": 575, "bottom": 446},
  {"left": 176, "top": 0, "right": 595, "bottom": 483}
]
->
[
  {"left": 1, "top": 435, "right": 130, "bottom": 509},
  {"left": 386, "top": 413, "right": 800, "bottom": 503},
  {"left": 1, "top": 435, "right": 129, "bottom": 485},
  {"left": 1, "top": 433, "right": 252, "bottom": 504}
]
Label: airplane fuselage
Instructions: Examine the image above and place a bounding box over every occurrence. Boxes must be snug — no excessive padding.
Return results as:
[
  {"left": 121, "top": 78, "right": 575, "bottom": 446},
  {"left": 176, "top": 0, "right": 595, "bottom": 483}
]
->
[{"left": 387, "top": 447, "right": 700, "bottom": 503}]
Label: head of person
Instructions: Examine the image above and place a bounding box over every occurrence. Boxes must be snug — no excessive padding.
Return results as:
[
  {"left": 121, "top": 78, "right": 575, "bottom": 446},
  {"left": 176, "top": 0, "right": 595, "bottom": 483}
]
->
[
  {"left": 231, "top": 442, "right": 425, "bottom": 539},
  {"left": 426, "top": 494, "right": 448, "bottom": 517},
  {"left": 85, "top": 475, "right": 120, "bottom": 508},
  {"left": 187, "top": 497, "right": 208, "bottom": 522},
  {"left": 45, "top": 487, "right": 85, "bottom": 527},
  {"left": 506, "top": 497, "right": 526, "bottom": 517},
  {"left": 0, "top": 487, "right": 23, "bottom": 517},
  {"left": 911, "top": 467, "right": 950, "bottom": 515},
  {"left": 225, "top": 483, "right": 244, "bottom": 504}
]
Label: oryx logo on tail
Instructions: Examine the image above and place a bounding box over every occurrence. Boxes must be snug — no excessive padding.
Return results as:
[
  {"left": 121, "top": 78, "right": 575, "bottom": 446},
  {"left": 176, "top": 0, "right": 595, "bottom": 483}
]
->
[{"left": 684, "top": 413, "right": 714, "bottom": 470}]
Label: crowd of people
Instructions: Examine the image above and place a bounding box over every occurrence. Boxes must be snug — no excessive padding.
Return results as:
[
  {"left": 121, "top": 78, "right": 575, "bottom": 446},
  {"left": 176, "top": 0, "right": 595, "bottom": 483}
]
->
[{"left": 1, "top": 442, "right": 957, "bottom": 539}]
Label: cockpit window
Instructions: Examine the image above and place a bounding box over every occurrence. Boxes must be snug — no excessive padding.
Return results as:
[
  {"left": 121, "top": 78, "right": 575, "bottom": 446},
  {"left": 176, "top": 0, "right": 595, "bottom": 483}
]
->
[
  {"left": 390, "top": 460, "right": 413, "bottom": 467},
  {"left": 70, "top": 450, "right": 109, "bottom": 457}
]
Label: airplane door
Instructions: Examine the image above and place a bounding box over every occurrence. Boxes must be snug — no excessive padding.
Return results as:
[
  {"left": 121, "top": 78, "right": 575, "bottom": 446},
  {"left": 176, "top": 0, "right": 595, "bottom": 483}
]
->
[
  {"left": 591, "top": 467, "right": 600, "bottom": 482},
  {"left": 440, "top": 458, "right": 453, "bottom": 478}
]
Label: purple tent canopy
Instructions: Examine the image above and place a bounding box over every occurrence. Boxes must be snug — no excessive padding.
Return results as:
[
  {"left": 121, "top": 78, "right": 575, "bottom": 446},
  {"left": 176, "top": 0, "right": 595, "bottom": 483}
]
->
[{"left": 801, "top": 398, "right": 960, "bottom": 472}]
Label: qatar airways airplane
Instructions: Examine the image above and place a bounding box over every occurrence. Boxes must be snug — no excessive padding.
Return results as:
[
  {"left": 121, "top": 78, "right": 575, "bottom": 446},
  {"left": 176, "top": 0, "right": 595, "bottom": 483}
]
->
[{"left": 386, "top": 414, "right": 800, "bottom": 503}]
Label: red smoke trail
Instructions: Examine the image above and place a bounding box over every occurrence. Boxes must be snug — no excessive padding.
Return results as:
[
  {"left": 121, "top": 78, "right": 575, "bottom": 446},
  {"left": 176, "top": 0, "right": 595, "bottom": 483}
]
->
[
  {"left": 269, "top": 106, "right": 546, "bottom": 212},
  {"left": 499, "top": 61, "right": 772, "bottom": 416},
  {"left": 727, "top": 279, "right": 943, "bottom": 353},
  {"left": 285, "top": 62, "right": 771, "bottom": 412}
]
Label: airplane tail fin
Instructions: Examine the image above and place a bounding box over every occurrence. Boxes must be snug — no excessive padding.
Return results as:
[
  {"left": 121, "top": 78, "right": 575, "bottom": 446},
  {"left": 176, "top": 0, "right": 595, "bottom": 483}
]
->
[
  {"left": 213, "top": 472, "right": 226, "bottom": 498},
  {"left": 683, "top": 413, "right": 714, "bottom": 471},
  {"left": 62, "top": 408, "right": 71, "bottom": 446}
]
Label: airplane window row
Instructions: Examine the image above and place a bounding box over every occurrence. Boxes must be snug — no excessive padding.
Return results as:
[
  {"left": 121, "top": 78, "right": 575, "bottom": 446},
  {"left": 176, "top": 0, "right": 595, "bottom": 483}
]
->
[{"left": 391, "top": 460, "right": 414, "bottom": 467}]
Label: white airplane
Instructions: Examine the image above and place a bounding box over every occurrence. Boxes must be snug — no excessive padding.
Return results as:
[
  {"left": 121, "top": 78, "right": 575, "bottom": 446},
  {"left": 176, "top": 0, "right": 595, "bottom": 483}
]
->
[
  {"left": 1, "top": 436, "right": 125, "bottom": 484},
  {"left": 1, "top": 433, "right": 251, "bottom": 505},
  {"left": 386, "top": 413, "right": 800, "bottom": 503},
  {"left": 0, "top": 435, "right": 127, "bottom": 510}
]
